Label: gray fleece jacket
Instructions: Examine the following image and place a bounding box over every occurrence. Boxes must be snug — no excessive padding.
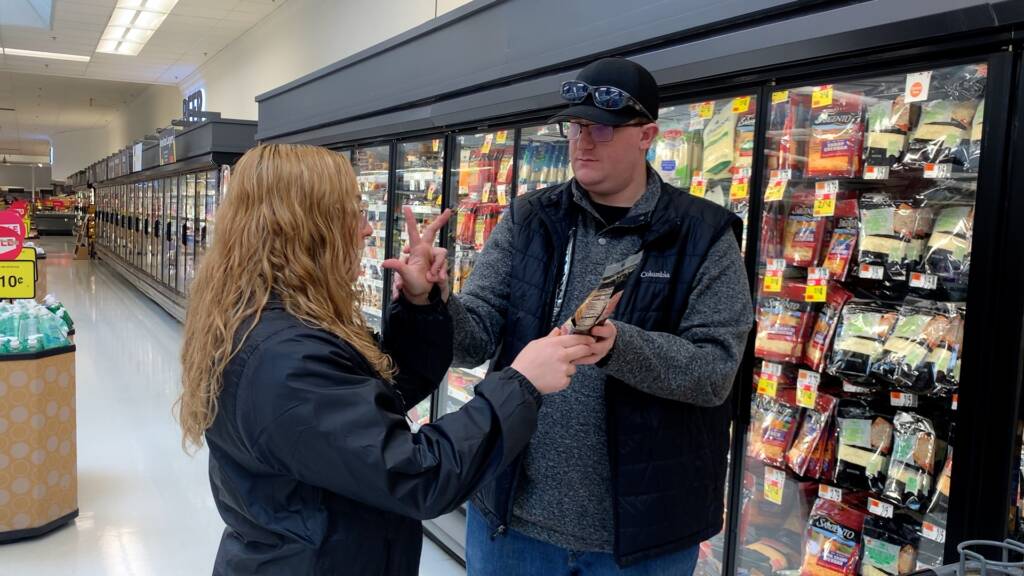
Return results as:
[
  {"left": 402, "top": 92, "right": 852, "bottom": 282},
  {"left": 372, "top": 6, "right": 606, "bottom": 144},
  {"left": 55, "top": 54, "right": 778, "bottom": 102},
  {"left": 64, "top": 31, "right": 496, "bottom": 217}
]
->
[{"left": 448, "top": 168, "right": 753, "bottom": 552}]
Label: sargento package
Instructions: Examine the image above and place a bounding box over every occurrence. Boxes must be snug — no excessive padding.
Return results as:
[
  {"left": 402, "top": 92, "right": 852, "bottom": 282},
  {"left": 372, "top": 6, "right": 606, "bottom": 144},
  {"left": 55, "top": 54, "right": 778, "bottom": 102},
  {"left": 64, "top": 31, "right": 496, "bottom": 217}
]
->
[
  {"left": 787, "top": 393, "right": 837, "bottom": 476},
  {"left": 834, "top": 398, "right": 894, "bottom": 493},
  {"left": 827, "top": 301, "right": 899, "bottom": 384},
  {"left": 823, "top": 199, "right": 860, "bottom": 281},
  {"left": 755, "top": 281, "right": 819, "bottom": 364},
  {"left": 803, "top": 284, "right": 854, "bottom": 372},
  {"left": 749, "top": 388, "right": 801, "bottom": 467},
  {"left": 808, "top": 92, "right": 864, "bottom": 178},
  {"left": 800, "top": 498, "right": 867, "bottom": 576},
  {"left": 783, "top": 191, "right": 829, "bottom": 268}
]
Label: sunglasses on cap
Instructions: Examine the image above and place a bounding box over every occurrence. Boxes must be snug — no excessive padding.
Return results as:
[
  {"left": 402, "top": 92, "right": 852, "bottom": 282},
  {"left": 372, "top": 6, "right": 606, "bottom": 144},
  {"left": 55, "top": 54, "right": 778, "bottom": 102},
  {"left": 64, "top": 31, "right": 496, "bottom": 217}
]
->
[
  {"left": 558, "top": 121, "right": 649, "bottom": 143},
  {"left": 560, "top": 80, "right": 655, "bottom": 121}
]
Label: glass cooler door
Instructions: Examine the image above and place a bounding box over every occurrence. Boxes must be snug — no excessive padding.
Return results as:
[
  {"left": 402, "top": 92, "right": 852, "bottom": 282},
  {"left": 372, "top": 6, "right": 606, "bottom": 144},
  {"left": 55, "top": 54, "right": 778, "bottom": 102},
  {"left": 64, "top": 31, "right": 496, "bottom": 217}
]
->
[
  {"left": 394, "top": 138, "right": 445, "bottom": 427},
  {"left": 437, "top": 129, "right": 516, "bottom": 417},
  {"left": 353, "top": 144, "right": 392, "bottom": 335},
  {"left": 739, "top": 63, "right": 984, "bottom": 576}
]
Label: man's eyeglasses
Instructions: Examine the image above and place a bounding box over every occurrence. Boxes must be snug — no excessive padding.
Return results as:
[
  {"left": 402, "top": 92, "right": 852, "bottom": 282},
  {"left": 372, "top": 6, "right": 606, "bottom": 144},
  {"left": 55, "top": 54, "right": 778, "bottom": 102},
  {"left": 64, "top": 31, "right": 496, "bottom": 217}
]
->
[
  {"left": 560, "top": 80, "right": 654, "bottom": 121},
  {"left": 558, "top": 121, "right": 647, "bottom": 143}
]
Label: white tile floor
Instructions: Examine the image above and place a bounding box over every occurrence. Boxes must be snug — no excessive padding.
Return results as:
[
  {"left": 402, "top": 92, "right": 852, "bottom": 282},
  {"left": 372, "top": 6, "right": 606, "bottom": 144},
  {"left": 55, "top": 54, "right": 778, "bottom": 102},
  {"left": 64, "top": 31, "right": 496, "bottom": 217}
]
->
[{"left": 0, "top": 238, "right": 465, "bottom": 576}]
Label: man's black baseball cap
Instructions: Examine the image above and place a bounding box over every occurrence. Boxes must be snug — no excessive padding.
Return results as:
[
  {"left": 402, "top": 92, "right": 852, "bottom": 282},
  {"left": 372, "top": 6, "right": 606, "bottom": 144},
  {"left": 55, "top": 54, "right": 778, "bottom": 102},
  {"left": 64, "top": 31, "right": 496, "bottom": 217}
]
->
[{"left": 549, "top": 57, "right": 659, "bottom": 126}]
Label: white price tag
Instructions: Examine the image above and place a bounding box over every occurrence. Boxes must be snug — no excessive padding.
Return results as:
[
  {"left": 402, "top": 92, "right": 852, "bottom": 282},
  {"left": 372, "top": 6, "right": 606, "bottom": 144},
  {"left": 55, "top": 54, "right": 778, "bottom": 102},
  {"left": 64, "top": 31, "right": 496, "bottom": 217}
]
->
[
  {"left": 864, "top": 165, "right": 891, "bottom": 180},
  {"left": 797, "top": 370, "right": 820, "bottom": 409},
  {"left": 843, "top": 381, "right": 873, "bottom": 394},
  {"left": 818, "top": 484, "right": 843, "bottom": 503},
  {"left": 952, "top": 393, "right": 959, "bottom": 411},
  {"left": 910, "top": 272, "right": 938, "bottom": 290},
  {"left": 770, "top": 169, "right": 793, "bottom": 181},
  {"left": 859, "top": 264, "right": 885, "bottom": 280},
  {"left": 924, "top": 163, "right": 953, "bottom": 179},
  {"left": 868, "top": 497, "right": 895, "bottom": 518},
  {"left": 905, "top": 71, "right": 933, "bottom": 103},
  {"left": 922, "top": 521, "right": 947, "bottom": 543},
  {"left": 689, "top": 116, "right": 705, "bottom": 131},
  {"left": 890, "top": 391, "right": 919, "bottom": 408}
]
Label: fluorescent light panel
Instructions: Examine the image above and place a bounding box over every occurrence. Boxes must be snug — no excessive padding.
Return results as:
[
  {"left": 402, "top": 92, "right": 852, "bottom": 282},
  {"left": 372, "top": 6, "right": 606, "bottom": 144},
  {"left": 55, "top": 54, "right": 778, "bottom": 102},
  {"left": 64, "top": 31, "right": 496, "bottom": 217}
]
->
[
  {"left": 96, "top": 0, "right": 179, "bottom": 56},
  {"left": 1, "top": 48, "right": 91, "bottom": 62}
]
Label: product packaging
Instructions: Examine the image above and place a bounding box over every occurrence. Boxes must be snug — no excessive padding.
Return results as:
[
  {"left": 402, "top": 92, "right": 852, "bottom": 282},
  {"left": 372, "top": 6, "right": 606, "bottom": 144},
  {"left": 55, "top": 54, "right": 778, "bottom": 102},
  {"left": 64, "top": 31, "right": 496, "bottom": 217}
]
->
[
  {"left": 872, "top": 301, "right": 964, "bottom": 394},
  {"left": 749, "top": 389, "right": 802, "bottom": 467},
  {"left": 823, "top": 199, "right": 860, "bottom": 281},
  {"left": 783, "top": 191, "right": 829, "bottom": 268},
  {"left": 703, "top": 106, "right": 737, "bottom": 179},
  {"left": 800, "top": 498, "right": 867, "bottom": 576},
  {"left": 834, "top": 398, "right": 894, "bottom": 493},
  {"left": 861, "top": 513, "right": 922, "bottom": 576},
  {"left": 787, "top": 393, "right": 838, "bottom": 476},
  {"left": 808, "top": 91, "right": 864, "bottom": 178},
  {"left": 562, "top": 251, "right": 644, "bottom": 335},
  {"left": 883, "top": 412, "right": 939, "bottom": 510},
  {"left": 827, "top": 301, "right": 899, "bottom": 384},
  {"left": 803, "top": 284, "right": 854, "bottom": 372},
  {"left": 916, "top": 449, "right": 954, "bottom": 570},
  {"left": 755, "top": 281, "right": 819, "bottom": 364},
  {"left": 864, "top": 94, "right": 914, "bottom": 168}
]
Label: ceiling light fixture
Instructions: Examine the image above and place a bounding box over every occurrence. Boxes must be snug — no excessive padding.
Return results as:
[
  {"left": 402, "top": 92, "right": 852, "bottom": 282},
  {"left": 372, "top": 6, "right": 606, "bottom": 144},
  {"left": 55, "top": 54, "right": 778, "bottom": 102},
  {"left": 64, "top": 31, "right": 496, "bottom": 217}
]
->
[
  {"left": 1, "top": 48, "right": 91, "bottom": 62},
  {"left": 96, "top": 0, "right": 179, "bottom": 56}
]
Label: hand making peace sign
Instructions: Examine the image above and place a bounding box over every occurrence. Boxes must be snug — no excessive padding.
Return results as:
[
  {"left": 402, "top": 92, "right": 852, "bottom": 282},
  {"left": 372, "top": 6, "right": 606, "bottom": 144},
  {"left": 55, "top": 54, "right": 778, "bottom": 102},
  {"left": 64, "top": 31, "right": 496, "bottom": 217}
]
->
[{"left": 381, "top": 206, "right": 452, "bottom": 305}]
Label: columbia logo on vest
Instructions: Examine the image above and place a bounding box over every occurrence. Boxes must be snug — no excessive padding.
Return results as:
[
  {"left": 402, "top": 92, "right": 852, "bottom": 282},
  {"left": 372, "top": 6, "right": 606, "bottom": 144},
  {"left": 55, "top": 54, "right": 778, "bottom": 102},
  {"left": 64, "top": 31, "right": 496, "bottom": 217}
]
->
[{"left": 640, "top": 271, "right": 671, "bottom": 279}]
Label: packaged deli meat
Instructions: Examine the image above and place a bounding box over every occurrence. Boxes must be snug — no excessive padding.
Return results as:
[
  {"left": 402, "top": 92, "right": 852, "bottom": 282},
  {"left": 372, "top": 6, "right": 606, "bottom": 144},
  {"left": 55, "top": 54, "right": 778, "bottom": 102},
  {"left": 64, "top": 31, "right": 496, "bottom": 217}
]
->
[
  {"left": 873, "top": 301, "right": 964, "bottom": 394},
  {"left": 923, "top": 205, "right": 973, "bottom": 279},
  {"left": 808, "top": 91, "right": 865, "bottom": 178},
  {"left": 800, "top": 498, "right": 867, "bottom": 576},
  {"left": 804, "top": 284, "right": 854, "bottom": 372},
  {"left": 834, "top": 398, "right": 893, "bottom": 493},
  {"left": 883, "top": 412, "right": 940, "bottom": 510},
  {"left": 864, "top": 94, "right": 915, "bottom": 169},
  {"left": 857, "top": 193, "right": 932, "bottom": 285},
  {"left": 827, "top": 301, "right": 899, "bottom": 384},
  {"left": 861, "top": 513, "right": 922, "bottom": 576},
  {"left": 916, "top": 448, "right": 954, "bottom": 570}
]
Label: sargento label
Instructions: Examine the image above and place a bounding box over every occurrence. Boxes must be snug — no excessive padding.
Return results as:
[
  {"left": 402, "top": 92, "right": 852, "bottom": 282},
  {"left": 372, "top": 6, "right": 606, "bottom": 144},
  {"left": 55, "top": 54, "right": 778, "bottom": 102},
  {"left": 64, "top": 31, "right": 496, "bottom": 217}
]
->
[
  {"left": 737, "top": 114, "right": 757, "bottom": 127},
  {"left": 822, "top": 139, "right": 855, "bottom": 157},
  {"left": 812, "top": 516, "right": 857, "bottom": 541},
  {"left": 814, "top": 111, "right": 860, "bottom": 125}
]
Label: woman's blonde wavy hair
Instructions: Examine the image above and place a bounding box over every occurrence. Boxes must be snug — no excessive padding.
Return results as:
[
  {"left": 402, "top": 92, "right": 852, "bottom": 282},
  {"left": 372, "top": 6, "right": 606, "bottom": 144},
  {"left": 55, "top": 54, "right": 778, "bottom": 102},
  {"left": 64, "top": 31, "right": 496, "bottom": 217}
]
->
[{"left": 176, "top": 143, "right": 393, "bottom": 452}]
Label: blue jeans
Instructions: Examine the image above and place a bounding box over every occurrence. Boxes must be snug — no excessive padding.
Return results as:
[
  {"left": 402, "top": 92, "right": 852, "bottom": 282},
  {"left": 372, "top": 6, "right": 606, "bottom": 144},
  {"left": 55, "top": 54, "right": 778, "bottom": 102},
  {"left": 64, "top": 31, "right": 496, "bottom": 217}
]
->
[{"left": 466, "top": 505, "right": 699, "bottom": 576}]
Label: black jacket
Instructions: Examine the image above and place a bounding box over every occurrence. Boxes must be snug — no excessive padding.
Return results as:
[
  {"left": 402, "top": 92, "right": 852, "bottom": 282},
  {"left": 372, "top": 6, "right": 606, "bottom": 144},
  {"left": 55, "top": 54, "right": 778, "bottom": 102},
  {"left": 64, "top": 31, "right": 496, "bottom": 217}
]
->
[
  {"left": 206, "top": 295, "right": 541, "bottom": 575},
  {"left": 473, "top": 180, "right": 742, "bottom": 566}
]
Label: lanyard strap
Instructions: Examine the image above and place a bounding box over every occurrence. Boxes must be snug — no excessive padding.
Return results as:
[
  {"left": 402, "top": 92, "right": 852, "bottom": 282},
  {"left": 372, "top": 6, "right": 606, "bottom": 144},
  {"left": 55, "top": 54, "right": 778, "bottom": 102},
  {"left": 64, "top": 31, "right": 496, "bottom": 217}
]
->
[{"left": 549, "top": 216, "right": 579, "bottom": 328}]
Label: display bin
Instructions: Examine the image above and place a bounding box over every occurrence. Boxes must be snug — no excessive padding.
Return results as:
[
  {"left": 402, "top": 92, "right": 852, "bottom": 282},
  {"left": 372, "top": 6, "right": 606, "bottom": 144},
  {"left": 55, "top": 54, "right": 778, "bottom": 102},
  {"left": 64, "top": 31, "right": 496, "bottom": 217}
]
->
[{"left": 0, "top": 347, "right": 78, "bottom": 542}]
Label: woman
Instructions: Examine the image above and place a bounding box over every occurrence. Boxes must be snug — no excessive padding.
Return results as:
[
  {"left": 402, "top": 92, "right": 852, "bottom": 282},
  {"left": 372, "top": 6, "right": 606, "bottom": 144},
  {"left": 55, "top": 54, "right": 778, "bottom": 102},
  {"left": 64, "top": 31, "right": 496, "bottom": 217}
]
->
[{"left": 177, "top": 144, "right": 594, "bottom": 575}]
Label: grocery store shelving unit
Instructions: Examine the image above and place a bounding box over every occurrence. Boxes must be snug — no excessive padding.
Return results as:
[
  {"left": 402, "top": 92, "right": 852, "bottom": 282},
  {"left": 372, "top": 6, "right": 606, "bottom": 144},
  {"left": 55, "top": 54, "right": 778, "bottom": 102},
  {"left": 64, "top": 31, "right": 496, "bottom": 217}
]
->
[
  {"left": 257, "top": 1, "right": 1024, "bottom": 569},
  {"left": 86, "top": 119, "right": 255, "bottom": 322}
]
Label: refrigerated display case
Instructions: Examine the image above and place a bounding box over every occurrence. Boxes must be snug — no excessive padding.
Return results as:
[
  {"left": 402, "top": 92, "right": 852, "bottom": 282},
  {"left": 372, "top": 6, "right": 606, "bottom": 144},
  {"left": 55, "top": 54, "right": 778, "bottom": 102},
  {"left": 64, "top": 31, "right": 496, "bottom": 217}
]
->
[
  {"left": 517, "top": 125, "right": 570, "bottom": 192},
  {"left": 256, "top": 4, "right": 1024, "bottom": 567},
  {"left": 436, "top": 130, "right": 516, "bottom": 416},
  {"left": 352, "top": 145, "right": 391, "bottom": 334},
  {"left": 166, "top": 176, "right": 179, "bottom": 292},
  {"left": 735, "top": 62, "right": 986, "bottom": 576}
]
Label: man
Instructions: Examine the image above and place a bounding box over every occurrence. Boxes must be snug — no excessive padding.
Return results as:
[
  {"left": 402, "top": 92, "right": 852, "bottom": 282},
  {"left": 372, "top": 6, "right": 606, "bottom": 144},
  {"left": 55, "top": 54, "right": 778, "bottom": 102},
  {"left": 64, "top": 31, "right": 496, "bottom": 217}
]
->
[{"left": 399, "top": 57, "right": 753, "bottom": 575}]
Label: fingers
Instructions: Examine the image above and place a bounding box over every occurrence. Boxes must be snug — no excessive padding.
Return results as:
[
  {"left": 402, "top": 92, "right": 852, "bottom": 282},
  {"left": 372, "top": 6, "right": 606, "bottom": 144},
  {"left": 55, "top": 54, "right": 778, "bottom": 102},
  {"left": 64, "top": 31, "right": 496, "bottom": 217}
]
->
[
  {"left": 548, "top": 328, "right": 562, "bottom": 337},
  {"left": 402, "top": 206, "right": 421, "bottom": 247},
  {"left": 550, "top": 334, "right": 596, "bottom": 348},
  {"left": 561, "top": 343, "right": 596, "bottom": 363},
  {"left": 572, "top": 354, "right": 601, "bottom": 366},
  {"left": 380, "top": 258, "right": 407, "bottom": 273},
  {"left": 589, "top": 323, "right": 615, "bottom": 340},
  {"left": 428, "top": 247, "right": 447, "bottom": 280},
  {"left": 421, "top": 209, "right": 452, "bottom": 246}
]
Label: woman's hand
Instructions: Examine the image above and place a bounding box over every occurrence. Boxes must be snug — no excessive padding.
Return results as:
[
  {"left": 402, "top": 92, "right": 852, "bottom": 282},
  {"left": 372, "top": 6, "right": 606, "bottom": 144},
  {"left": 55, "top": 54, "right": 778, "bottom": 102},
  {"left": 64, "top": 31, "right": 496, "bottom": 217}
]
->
[{"left": 382, "top": 207, "right": 451, "bottom": 305}]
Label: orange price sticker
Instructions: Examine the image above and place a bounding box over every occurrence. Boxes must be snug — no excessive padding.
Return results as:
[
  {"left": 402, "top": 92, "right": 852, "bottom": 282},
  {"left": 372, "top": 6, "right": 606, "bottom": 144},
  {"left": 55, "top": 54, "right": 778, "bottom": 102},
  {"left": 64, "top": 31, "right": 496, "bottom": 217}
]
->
[{"left": 812, "top": 85, "right": 834, "bottom": 108}]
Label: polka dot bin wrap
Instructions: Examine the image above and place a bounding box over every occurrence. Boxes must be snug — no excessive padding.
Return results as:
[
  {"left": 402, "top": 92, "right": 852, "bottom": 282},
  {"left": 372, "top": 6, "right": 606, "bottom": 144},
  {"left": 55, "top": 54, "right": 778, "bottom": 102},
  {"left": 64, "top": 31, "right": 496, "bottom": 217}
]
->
[{"left": 0, "top": 350, "right": 77, "bottom": 540}]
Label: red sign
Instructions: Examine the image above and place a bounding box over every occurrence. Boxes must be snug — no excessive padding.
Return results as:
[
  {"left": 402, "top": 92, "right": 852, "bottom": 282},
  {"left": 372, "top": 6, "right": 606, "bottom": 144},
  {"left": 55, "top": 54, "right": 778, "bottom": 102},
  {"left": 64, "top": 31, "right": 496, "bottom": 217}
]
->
[
  {"left": 9, "top": 200, "right": 27, "bottom": 219},
  {"left": 909, "top": 81, "right": 924, "bottom": 98},
  {"left": 0, "top": 210, "right": 25, "bottom": 261}
]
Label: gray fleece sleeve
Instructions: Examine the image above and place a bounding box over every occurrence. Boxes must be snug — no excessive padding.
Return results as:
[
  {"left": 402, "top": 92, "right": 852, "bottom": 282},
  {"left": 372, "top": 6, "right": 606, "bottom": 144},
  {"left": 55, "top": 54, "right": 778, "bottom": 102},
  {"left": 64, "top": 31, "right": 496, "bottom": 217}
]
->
[
  {"left": 601, "top": 232, "right": 753, "bottom": 406},
  {"left": 448, "top": 212, "right": 515, "bottom": 368}
]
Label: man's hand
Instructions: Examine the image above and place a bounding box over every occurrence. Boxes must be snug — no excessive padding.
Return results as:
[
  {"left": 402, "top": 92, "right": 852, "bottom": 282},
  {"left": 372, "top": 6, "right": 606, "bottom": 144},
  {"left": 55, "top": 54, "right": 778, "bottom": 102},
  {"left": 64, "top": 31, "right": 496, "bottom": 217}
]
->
[
  {"left": 382, "top": 207, "right": 451, "bottom": 305},
  {"left": 573, "top": 321, "right": 617, "bottom": 366}
]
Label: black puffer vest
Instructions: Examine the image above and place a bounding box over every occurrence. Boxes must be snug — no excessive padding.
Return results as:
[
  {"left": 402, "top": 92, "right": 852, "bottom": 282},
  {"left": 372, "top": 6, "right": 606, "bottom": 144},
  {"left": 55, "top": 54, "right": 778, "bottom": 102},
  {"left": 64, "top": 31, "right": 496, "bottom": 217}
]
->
[{"left": 471, "top": 179, "right": 742, "bottom": 566}]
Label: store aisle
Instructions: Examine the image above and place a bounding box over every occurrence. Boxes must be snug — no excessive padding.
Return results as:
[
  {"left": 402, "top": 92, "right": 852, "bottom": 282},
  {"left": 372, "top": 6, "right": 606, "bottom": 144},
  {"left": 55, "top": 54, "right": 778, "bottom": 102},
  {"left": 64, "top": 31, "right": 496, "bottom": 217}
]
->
[{"left": 1, "top": 238, "right": 465, "bottom": 576}]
